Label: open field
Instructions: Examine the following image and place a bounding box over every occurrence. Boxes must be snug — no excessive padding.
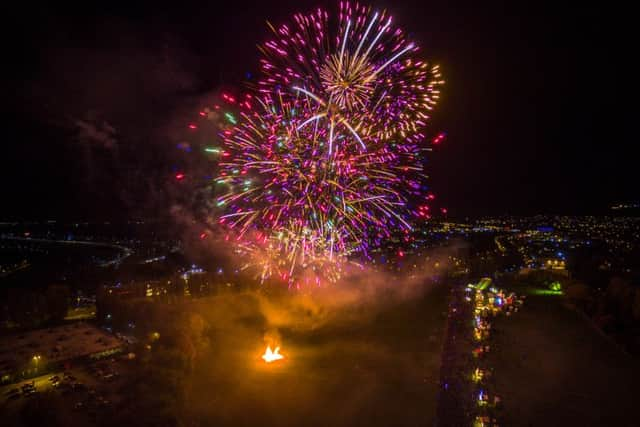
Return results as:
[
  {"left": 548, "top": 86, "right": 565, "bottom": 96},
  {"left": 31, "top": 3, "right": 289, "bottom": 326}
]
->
[
  {"left": 487, "top": 288, "right": 640, "bottom": 426},
  {"left": 185, "top": 281, "right": 450, "bottom": 427},
  {"left": 1, "top": 280, "right": 450, "bottom": 427}
]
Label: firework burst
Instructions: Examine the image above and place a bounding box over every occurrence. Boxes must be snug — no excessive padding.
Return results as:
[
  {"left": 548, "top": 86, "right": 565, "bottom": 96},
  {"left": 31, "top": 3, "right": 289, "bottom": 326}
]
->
[
  {"left": 213, "top": 88, "right": 431, "bottom": 286},
  {"left": 184, "top": 2, "right": 444, "bottom": 288},
  {"left": 258, "top": 1, "right": 444, "bottom": 144}
]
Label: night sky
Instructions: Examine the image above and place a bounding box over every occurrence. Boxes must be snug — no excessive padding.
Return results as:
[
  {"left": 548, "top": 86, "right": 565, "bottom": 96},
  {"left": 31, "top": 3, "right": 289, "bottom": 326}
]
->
[{"left": 3, "top": 1, "right": 636, "bottom": 220}]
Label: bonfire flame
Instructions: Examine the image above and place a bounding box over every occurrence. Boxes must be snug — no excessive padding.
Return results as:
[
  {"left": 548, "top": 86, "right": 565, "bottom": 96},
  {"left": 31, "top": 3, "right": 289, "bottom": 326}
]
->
[{"left": 262, "top": 345, "right": 284, "bottom": 363}]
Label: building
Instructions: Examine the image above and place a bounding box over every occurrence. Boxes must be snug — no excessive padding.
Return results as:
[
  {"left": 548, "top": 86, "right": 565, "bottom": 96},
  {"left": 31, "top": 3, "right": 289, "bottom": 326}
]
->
[{"left": 0, "top": 322, "right": 123, "bottom": 384}]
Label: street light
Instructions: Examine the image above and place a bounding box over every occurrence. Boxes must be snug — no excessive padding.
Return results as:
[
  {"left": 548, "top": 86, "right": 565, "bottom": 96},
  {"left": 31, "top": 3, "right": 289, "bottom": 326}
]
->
[{"left": 32, "top": 355, "right": 41, "bottom": 372}]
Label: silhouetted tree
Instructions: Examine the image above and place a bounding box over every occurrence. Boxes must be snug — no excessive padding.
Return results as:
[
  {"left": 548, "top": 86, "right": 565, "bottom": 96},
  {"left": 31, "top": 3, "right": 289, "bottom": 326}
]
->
[
  {"left": 607, "top": 276, "right": 634, "bottom": 324},
  {"left": 633, "top": 288, "right": 640, "bottom": 322},
  {"left": 565, "top": 282, "right": 591, "bottom": 310},
  {"left": 46, "top": 284, "right": 70, "bottom": 321}
]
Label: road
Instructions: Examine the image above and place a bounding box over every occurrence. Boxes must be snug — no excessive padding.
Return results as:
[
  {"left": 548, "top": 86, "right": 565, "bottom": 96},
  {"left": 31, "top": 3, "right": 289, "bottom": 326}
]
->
[
  {"left": 1, "top": 370, "right": 62, "bottom": 402},
  {"left": 0, "top": 236, "right": 132, "bottom": 266}
]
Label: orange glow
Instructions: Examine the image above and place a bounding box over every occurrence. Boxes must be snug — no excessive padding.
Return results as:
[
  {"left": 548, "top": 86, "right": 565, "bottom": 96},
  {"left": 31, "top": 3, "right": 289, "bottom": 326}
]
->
[{"left": 262, "top": 345, "right": 284, "bottom": 363}]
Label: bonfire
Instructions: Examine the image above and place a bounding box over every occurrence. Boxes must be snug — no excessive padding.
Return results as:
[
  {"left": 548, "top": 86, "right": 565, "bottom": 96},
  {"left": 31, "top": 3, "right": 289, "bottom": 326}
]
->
[{"left": 262, "top": 345, "right": 284, "bottom": 363}]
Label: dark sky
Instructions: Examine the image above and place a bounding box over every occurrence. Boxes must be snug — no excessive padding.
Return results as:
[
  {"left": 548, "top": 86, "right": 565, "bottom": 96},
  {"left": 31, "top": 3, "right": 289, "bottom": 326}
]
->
[{"left": 3, "top": 1, "right": 636, "bottom": 220}]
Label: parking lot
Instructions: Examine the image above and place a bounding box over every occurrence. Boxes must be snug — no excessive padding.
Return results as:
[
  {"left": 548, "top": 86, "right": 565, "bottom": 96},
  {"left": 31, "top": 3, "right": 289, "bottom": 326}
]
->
[{"left": 2, "top": 355, "right": 135, "bottom": 424}]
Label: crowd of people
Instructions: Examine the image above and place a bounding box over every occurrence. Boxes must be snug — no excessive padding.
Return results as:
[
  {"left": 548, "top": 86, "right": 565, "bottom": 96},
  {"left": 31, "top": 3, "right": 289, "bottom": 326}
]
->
[
  {"left": 467, "top": 281, "right": 524, "bottom": 427},
  {"left": 435, "top": 278, "right": 524, "bottom": 427}
]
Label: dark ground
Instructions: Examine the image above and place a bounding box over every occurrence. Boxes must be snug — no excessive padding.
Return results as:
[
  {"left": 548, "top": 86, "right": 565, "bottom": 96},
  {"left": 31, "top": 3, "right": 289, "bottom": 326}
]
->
[
  {"left": 185, "top": 282, "right": 450, "bottom": 427},
  {"left": 487, "top": 289, "right": 640, "bottom": 427},
  {"left": 435, "top": 283, "right": 476, "bottom": 426},
  {"left": 1, "top": 280, "right": 450, "bottom": 427}
]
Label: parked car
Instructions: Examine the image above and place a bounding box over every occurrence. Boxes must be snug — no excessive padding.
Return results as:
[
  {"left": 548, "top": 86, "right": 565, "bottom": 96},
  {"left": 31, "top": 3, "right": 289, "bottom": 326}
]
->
[
  {"left": 72, "top": 382, "right": 87, "bottom": 391},
  {"left": 5, "top": 388, "right": 20, "bottom": 396}
]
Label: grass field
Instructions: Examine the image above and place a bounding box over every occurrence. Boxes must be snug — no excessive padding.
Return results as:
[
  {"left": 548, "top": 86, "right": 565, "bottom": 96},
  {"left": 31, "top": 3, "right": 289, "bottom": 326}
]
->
[
  {"left": 1, "top": 280, "right": 450, "bottom": 427},
  {"left": 185, "top": 281, "right": 450, "bottom": 427},
  {"left": 487, "top": 287, "right": 640, "bottom": 426}
]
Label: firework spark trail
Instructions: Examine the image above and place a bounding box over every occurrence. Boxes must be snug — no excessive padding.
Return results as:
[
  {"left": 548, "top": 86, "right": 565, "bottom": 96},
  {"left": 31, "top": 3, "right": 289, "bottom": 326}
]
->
[
  {"left": 184, "top": 2, "right": 444, "bottom": 288},
  {"left": 258, "top": 1, "right": 444, "bottom": 144},
  {"left": 213, "top": 97, "right": 433, "bottom": 286}
]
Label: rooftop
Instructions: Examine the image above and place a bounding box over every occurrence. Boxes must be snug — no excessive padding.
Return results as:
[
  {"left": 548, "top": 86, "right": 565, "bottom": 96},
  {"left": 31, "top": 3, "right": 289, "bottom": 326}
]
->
[{"left": 0, "top": 322, "right": 122, "bottom": 376}]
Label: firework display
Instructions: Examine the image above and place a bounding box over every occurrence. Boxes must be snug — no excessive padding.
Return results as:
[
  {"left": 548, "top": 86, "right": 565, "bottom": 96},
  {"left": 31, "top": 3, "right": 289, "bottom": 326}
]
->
[
  {"left": 187, "top": 2, "right": 444, "bottom": 287},
  {"left": 258, "top": 1, "right": 443, "bottom": 143}
]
